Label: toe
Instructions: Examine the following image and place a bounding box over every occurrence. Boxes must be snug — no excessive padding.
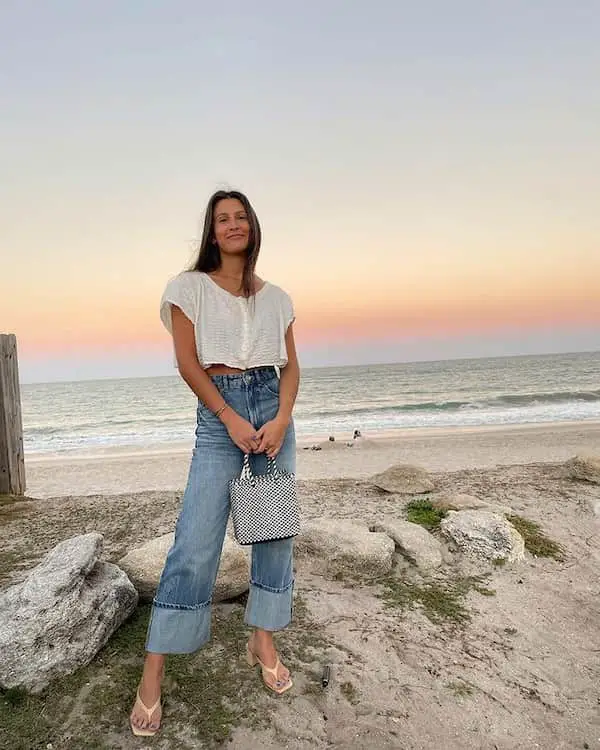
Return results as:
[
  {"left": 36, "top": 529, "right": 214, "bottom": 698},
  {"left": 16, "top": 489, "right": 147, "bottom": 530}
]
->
[{"left": 278, "top": 664, "right": 290, "bottom": 684}]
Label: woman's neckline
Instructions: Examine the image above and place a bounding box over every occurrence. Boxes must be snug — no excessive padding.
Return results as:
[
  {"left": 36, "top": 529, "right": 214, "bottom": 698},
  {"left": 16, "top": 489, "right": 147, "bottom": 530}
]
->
[{"left": 202, "top": 271, "right": 269, "bottom": 299}]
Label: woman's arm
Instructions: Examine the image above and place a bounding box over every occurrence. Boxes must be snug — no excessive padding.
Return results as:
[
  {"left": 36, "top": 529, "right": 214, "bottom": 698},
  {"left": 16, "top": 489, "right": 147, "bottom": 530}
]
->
[
  {"left": 256, "top": 324, "right": 300, "bottom": 457},
  {"left": 170, "top": 305, "right": 258, "bottom": 453},
  {"left": 276, "top": 324, "right": 300, "bottom": 426}
]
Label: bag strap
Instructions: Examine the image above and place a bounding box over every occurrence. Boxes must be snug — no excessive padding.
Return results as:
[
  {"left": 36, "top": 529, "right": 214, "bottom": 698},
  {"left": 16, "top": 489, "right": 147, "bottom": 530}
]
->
[
  {"left": 267, "top": 456, "right": 282, "bottom": 478},
  {"left": 239, "top": 454, "right": 283, "bottom": 481},
  {"left": 240, "top": 453, "right": 254, "bottom": 481}
]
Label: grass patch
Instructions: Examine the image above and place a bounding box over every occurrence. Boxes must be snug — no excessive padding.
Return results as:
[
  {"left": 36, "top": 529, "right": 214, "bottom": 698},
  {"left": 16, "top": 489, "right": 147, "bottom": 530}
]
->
[
  {"left": 378, "top": 574, "right": 492, "bottom": 626},
  {"left": 405, "top": 499, "right": 447, "bottom": 530},
  {"left": 507, "top": 515, "right": 565, "bottom": 560},
  {"left": 446, "top": 680, "right": 474, "bottom": 698}
]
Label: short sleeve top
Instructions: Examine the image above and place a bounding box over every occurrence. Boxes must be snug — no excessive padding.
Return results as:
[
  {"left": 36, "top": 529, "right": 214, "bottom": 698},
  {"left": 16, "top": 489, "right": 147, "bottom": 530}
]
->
[{"left": 159, "top": 271, "right": 295, "bottom": 370}]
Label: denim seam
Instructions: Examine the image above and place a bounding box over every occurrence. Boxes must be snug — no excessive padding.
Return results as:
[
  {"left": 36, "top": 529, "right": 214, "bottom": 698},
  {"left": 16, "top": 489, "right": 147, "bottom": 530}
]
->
[
  {"left": 249, "top": 578, "right": 294, "bottom": 594},
  {"left": 261, "top": 381, "right": 280, "bottom": 397},
  {"left": 153, "top": 598, "right": 211, "bottom": 611}
]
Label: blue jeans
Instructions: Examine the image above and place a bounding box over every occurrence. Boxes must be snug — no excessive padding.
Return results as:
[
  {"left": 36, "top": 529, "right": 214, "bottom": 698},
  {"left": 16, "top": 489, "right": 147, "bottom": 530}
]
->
[{"left": 145, "top": 366, "right": 296, "bottom": 654}]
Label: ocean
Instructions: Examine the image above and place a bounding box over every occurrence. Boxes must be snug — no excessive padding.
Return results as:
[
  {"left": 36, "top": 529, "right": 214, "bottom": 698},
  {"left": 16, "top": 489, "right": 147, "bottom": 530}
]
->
[{"left": 21, "top": 351, "right": 600, "bottom": 457}]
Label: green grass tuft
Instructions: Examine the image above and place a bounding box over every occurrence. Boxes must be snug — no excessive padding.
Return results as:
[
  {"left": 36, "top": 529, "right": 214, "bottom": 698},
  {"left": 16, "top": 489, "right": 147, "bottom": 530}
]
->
[
  {"left": 378, "top": 574, "right": 491, "bottom": 626},
  {"left": 507, "top": 515, "right": 565, "bottom": 560},
  {"left": 405, "top": 499, "right": 447, "bottom": 530},
  {"left": 446, "top": 680, "right": 474, "bottom": 698}
]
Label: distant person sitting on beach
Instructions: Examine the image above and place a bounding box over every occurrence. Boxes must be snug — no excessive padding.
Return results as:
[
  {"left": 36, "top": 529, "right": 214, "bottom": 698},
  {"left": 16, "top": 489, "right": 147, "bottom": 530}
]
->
[{"left": 129, "top": 189, "right": 300, "bottom": 737}]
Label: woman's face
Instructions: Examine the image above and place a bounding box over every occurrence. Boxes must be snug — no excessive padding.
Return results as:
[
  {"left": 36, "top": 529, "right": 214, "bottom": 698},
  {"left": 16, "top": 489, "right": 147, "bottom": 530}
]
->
[{"left": 213, "top": 198, "right": 250, "bottom": 256}]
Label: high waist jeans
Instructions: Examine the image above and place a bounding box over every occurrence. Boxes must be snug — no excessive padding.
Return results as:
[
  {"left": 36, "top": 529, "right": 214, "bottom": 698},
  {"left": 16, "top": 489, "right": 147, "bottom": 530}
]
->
[{"left": 145, "top": 366, "right": 296, "bottom": 654}]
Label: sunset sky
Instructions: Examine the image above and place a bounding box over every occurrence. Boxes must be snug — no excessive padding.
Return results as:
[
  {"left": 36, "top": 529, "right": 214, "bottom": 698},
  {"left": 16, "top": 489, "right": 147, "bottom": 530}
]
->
[{"left": 1, "top": 1, "right": 599, "bottom": 383}]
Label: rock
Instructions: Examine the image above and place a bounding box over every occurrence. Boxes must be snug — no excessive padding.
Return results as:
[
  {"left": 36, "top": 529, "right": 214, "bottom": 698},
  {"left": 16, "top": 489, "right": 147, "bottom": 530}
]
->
[
  {"left": 565, "top": 455, "right": 600, "bottom": 485},
  {"left": 431, "top": 493, "right": 512, "bottom": 515},
  {"left": 371, "top": 464, "right": 435, "bottom": 495},
  {"left": 440, "top": 510, "right": 525, "bottom": 563},
  {"left": 119, "top": 532, "right": 249, "bottom": 603},
  {"left": 295, "top": 519, "right": 395, "bottom": 577},
  {"left": 0, "top": 533, "right": 137, "bottom": 693},
  {"left": 372, "top": 520, "right": 443, "bottom": 571}
]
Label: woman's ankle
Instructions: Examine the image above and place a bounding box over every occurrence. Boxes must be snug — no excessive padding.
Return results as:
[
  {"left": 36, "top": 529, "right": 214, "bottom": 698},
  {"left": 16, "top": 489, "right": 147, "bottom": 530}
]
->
[{"left": 142, "top": 655, "right": 165, "bottom": 684}]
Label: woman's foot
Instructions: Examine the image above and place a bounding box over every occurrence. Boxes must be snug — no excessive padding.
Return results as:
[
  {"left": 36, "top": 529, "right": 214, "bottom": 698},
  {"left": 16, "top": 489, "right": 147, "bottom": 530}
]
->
[
  {"left": 130, "top": 660, "right": 164, "bottom": 736},
  {"left": 247, "top": 631, "right": 292, "bottom": 693}
]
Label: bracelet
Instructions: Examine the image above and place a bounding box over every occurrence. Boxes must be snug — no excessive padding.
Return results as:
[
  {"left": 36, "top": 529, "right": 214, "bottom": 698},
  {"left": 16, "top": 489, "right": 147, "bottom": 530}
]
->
[{"left": 214, "top": 403, "right": 229, "bottom": 419}]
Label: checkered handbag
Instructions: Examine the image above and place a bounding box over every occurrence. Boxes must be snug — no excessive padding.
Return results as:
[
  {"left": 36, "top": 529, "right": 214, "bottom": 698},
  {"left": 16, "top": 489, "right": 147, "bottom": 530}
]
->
[{"left": 229, "top": 454, "right": 300, "bottom": 545}]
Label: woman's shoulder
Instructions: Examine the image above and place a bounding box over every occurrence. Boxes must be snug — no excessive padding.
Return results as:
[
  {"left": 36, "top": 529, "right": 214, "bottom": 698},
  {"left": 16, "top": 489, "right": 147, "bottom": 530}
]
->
[
  {"left": 164, "top": 269, "right": 204, "bottom": 290},
  {"left": 261, "top": 280, "right": 294, "bottom": 324},
  {"left": 262, "top": 279, "right": 292, "bottom": 300}
]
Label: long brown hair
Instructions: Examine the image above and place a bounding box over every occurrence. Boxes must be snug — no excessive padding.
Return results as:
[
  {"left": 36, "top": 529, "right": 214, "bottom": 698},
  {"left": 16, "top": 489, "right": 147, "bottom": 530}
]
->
[{"left": 189, "top": 190, "right": 262, "bottom": 298}]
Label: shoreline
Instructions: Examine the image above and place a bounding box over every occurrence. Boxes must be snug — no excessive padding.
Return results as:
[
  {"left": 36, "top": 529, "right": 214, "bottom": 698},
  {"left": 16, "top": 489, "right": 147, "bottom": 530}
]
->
[
  {"left": 24, "top": 418, "right": 600, "bottom": 464},
  {"left": 22, "top": 419, "right": 600, "bottom": 498}
]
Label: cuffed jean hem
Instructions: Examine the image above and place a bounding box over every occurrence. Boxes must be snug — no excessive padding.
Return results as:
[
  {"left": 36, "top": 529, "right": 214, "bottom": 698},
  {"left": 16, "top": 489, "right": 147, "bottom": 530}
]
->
[
  {"left": 244, "top": 579, "right": 294, "bottom": 631},
  {"left": 145, "top": 601, "right": 211, "bottom": 654}
]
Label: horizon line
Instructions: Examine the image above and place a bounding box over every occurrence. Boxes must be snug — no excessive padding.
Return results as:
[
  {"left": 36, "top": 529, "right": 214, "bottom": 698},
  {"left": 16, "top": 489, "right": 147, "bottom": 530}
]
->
[{"left": 19, "top": 347, "right": 600, "bottom": 387}]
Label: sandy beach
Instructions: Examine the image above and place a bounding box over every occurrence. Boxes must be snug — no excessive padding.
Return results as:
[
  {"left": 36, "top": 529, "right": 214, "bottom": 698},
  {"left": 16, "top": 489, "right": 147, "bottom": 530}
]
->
[
  {"left": 2, "top": 420, "right": 599, "bottom": 749},
  {"left": 23, "top": 420, "right": 600, "bottom": 497}
]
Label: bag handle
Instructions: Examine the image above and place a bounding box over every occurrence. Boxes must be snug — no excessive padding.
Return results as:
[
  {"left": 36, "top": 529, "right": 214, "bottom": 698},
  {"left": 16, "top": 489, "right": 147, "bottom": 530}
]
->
[{"left": 239, "top": 454, "right": 282, "bottom": 481}]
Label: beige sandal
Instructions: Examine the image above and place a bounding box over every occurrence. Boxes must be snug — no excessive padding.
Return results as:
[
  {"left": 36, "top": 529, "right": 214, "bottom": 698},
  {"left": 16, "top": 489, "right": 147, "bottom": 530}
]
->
[
  {"left": 130, "top": 687, "right": 162, "bottom": 737},
  {"left": 246, "top": 641, "right": 293, "bottom": 695}
]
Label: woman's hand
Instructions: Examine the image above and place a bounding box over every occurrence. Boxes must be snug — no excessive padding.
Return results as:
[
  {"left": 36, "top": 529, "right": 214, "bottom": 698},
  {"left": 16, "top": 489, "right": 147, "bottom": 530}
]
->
[
  {"left": 255, "top": 416, "right": 288, "bottom": 459},
  {"left": 221, "top": 409, "right": 260, "bottom": 454}
]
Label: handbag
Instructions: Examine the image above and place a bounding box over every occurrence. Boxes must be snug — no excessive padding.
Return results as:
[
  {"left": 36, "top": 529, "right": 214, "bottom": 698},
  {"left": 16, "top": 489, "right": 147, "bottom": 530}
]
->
[{"left": 229, "top": 453, "right": 301, "bottom": 545}]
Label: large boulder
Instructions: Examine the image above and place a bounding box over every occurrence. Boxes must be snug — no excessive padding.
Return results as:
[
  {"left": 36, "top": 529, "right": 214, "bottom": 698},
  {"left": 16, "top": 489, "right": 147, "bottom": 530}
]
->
[
  {"left": 295, "top": 519, "right": 395, "bottom": 577},
  {"left": 0, "top": 533, "right": 137, "bottom": 693},
  {"left": 119, "top": 532, "right": 249, "bottom": 603},
  {"left": 440, "top": 510, "right": 525, "bottom": 563},
  {"left": 372, "top": 520, "right": 443, "bottom": 571},
  {"left": 565, "top": 455, "right": 600, "bottom": 485},
  {"left": 370, "top": 464, "right": 435, "bottom": 495}
]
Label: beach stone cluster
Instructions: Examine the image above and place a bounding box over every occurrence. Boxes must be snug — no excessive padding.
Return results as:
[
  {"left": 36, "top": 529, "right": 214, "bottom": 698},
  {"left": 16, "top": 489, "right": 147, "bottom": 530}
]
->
[
  {"left": 0, "top": 533, "right": 137, "bottom": 693},
  {"left": 3, "top": 455, "right": 575, "bottom": 694}
]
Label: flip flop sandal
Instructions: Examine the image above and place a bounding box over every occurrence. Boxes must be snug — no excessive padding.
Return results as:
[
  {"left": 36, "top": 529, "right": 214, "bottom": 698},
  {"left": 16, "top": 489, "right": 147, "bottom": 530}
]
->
[
  {"left": 246, "top": 641, "right": 293, "bottom": 695},
  {"left": 130, "top": 688, "right": 162, "bottom": 737}
]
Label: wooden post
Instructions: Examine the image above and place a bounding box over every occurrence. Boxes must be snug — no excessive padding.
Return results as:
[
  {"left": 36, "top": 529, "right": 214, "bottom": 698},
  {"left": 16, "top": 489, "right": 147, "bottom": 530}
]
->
[{"left": 0, "top": 334, "right": 26, "bottom": 495}]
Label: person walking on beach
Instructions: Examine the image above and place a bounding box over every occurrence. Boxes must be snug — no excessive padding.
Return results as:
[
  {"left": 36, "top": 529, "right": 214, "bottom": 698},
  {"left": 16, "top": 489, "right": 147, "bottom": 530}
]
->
[{"left": 129, "top": 189, "right": 300, "bottom": 736}]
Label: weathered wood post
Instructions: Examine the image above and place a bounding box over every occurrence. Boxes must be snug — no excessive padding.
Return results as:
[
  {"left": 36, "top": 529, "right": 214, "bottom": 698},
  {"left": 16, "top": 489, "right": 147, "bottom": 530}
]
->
[{"left": 0, "top": 334, "right": 26, "bottom": 495}]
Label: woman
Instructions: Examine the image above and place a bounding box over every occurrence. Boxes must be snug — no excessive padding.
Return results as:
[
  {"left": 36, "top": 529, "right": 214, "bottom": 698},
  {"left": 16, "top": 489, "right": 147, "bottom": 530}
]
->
[{"left": 130, "top": 189, "right": 300, "bottom": 737}]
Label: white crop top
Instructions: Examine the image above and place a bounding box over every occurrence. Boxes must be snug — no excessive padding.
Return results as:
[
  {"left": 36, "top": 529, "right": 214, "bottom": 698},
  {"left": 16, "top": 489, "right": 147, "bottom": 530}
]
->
[{"left": 159, "top": 271, "right": 295, "bottom": 370}]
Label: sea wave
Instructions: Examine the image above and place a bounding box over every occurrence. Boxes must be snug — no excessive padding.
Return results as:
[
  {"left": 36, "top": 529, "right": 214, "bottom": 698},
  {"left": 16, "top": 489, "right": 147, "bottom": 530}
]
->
[{"left": 307, "top": 388, "right": 600, "bottom": 419}]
